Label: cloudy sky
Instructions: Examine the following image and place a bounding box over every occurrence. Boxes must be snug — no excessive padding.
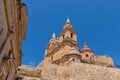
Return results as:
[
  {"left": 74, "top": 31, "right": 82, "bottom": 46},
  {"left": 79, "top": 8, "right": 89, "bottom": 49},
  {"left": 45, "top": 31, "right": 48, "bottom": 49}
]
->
[{"left": 22, "top": 0, "right": 120, "bottom": 67}]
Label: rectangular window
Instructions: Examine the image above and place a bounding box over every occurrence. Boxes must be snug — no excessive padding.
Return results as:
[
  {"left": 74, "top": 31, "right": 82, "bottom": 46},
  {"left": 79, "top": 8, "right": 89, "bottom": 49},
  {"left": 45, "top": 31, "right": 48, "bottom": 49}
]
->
[{"left": 71, "top": 33, "right": 73, "bottom": 38}]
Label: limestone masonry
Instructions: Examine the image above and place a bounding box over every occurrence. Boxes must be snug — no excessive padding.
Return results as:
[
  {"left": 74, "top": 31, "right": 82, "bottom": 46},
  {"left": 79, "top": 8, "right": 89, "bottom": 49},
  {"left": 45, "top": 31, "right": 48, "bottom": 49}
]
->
[
  {"left": 17, "top": 19, "right": 120, "bottom": 80},
  {"left": 0, "top": 0, "right": 27, "bottom": 80}
]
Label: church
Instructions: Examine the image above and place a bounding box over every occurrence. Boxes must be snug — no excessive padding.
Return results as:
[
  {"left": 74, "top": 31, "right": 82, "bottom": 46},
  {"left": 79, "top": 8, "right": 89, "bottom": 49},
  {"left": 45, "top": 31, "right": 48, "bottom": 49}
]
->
[
  {"left": 16, "top": 19, "right": 116, "bottom": 80},
  {"left": 44, "top": 18, "right": 114, "bottom": 67}
]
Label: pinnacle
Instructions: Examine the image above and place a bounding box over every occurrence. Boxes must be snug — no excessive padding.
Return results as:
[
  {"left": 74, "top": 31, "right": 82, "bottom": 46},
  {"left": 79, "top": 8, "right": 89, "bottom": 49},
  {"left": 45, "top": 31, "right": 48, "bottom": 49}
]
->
[
  {"left": 52, "top": 32, "right": 56, "bottom": 39},
  {"left": 64, "top": 18, "right": 72, "bottom": 29},
  {"left": 66, "top": 18, "right": 71, "bottom": 24}
]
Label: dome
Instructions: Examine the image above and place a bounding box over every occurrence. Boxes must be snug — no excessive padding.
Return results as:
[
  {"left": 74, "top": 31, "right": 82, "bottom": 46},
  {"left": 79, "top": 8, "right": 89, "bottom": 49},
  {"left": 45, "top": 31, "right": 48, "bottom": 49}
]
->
[{"left": 80, "top": 42, "right": 93, "bottom": 53}]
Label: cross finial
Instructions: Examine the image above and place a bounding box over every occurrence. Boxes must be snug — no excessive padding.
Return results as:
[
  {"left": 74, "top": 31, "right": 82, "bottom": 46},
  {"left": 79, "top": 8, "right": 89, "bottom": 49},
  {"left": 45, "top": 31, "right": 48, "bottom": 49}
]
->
[{"left": 83, "top": 42, "right": 88, "bottom": 48}]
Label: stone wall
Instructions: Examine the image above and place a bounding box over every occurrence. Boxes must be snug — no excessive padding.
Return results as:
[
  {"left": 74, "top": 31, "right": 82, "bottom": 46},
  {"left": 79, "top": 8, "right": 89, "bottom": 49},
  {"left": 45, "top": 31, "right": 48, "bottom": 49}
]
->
[
  {"left": 0, "top": 0, "right": 27, "bottom": 80},
  {"left": 94, "top": 55, "right": 114, "bottom": 67},
  {"left": 41, "top": 62, "right": 120, "bottom": 80},
  {"left": 17, "top": 62, "right": 120, "bottom": 80}
]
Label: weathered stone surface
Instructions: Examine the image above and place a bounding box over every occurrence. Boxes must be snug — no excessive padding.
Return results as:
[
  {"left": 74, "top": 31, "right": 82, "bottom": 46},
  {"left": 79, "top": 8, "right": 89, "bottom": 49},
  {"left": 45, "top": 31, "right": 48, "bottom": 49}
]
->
[
  {"left": 17, "top": 19, "right": 119, "bottom": 80},
  {"left": 0, "top": 0, "right": 27, "bottom": 80},
  {"left": 18, "top": 62, "right": 120, "bottom": 80},
  {"left": 40, "top": 62, "right": 120, "bottom": 80}
]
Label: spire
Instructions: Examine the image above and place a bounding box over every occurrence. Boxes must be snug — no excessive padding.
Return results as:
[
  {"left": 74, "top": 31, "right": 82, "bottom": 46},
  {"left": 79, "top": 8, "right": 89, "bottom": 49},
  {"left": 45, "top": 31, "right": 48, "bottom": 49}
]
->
[
  {"left": 64, "top": 18, "right": 72, "bottom": 29},
  {"left": 52, "top": 32, "right": 56, "bottom": 39},
  {"left": 49, "top": 32, "right": 57, "bottom": 43},
  {"left": 66, "top": 18, "right": 71, "bottom": 24}
]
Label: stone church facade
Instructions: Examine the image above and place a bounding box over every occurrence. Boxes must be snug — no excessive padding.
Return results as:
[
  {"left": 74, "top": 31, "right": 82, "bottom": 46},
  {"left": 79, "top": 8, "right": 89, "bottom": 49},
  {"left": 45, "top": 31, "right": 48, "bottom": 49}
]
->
[
  {"left": 44, "top": 18, "right": 114, "bottom": 67},
  {"left": 0, "top": 0, "right": 28, "bottom": 80},
  {"left": 16, "top": 19, "right": 118, "bottom": 80}
]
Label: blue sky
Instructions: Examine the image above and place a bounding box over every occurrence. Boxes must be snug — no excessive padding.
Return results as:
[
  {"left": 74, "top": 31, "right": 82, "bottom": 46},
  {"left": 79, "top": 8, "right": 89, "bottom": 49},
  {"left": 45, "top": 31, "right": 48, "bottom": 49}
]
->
[{"left": 22, "top": 0, "right": 120, "bottom": 67}]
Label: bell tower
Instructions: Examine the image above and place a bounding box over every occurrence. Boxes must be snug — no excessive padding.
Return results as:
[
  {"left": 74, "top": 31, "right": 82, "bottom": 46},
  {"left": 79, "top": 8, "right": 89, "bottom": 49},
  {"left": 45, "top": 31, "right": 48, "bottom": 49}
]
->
[{"left": 59, "top": 18, "right": 77, "bottom": 42}]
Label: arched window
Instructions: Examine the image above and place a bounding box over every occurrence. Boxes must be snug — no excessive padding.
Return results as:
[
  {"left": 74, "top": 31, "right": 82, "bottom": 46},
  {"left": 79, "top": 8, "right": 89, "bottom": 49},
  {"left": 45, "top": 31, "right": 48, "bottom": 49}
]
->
[
  {"left": 63, "top": 34, "right": 64, "bottom": 39},
  {"left": 86, "top": 54, "right": 89, "bottom": 57},
  {"left": 71, "top": 33, "right": 73, "bottom": 38}
]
